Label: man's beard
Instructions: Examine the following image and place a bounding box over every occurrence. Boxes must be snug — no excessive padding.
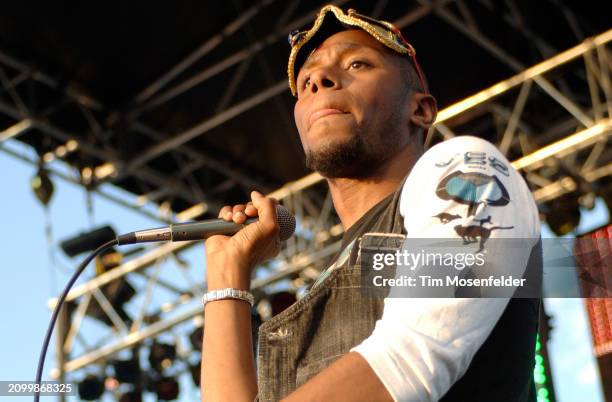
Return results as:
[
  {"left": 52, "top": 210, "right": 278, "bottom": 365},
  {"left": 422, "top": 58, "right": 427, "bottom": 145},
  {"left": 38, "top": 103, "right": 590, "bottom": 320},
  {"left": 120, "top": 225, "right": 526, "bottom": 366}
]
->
[
  {"left": 304, "top": 111, "right": 404, "bottom": 179},
  {"left": 304, "top": 135, "right": 378, "bottom": 178}
]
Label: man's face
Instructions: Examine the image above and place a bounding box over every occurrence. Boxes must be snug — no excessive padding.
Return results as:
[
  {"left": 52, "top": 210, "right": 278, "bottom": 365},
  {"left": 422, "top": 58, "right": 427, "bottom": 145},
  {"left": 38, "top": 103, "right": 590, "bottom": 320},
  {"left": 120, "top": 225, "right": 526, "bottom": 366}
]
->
[{"left": 293, "top": 29, "right": 412, "bottom": 178}]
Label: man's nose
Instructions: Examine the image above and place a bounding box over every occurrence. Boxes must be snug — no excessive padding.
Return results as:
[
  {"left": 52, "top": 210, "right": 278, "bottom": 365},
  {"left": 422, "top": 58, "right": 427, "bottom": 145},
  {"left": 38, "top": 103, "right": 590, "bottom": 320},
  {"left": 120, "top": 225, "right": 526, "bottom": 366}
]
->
[{"left": 308, "top": 67, "right": 340, "bottom": 94}]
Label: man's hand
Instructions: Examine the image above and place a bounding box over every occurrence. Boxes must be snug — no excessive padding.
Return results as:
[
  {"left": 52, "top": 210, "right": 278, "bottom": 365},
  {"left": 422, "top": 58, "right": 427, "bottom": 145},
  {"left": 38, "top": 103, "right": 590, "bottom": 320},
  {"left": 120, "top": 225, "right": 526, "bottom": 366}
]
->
[
  {"left": 205, "top": 190, "right": 281, "bottom": 291},
  {"left": 202, "top": 190, "right": 279, "bottom": 402}
]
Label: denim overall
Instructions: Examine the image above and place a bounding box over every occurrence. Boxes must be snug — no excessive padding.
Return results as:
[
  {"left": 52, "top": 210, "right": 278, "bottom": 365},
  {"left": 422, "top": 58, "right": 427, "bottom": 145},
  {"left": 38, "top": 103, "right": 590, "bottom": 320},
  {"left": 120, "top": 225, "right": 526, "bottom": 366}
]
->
[{"left": 255, "top": 178, "right": 540, "bottom": 401}]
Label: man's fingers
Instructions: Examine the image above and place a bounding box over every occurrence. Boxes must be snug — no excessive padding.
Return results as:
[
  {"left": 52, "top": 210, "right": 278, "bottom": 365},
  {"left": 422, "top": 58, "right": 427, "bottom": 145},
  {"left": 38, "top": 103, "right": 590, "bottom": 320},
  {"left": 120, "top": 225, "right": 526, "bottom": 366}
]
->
[
  {"left": 232, "top": 204, "right": 246, "bottom": 213},
  {"left": 218, "top": 205, "right": 233, "bottom": 220},
  {"left": 216, "top": 193, "right": 275, "bottom": 228},
  {"left": 229, "top": 204, "right": 247, "bottom": 223},
  {"left": 218, "top": 204, "right": 250, "bottom": 223},
  {"left": 213, "top": 192, "right": 282, "bottom": 267},
  {"left": 244, "top": 202, "right": 257, "bottom": 216},
  {"left": 251, "top": 191, "right": 279, "bottom": 238}
]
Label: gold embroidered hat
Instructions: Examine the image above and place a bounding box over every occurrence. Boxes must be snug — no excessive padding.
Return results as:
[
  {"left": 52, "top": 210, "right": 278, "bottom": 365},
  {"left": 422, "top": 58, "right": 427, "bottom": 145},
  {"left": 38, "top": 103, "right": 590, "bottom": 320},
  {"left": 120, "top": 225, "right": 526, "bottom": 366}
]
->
[{"left": 287, "top": 4, "right": 426, "bottom": 97}]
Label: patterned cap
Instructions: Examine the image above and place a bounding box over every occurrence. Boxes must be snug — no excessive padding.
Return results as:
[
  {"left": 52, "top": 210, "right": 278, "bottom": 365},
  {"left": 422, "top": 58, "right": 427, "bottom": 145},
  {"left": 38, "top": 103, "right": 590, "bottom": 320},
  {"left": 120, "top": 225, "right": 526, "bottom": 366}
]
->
[{"left": 287, "top": 4, "right": 426, "bottom": 96}]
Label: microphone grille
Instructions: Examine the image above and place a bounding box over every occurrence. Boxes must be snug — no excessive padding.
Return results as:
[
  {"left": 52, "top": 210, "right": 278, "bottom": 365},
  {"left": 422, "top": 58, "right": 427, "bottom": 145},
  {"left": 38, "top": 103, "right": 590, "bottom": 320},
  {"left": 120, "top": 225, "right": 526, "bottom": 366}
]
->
[{"left": 275, "top": 205, "right": 296, "bottom": 241}]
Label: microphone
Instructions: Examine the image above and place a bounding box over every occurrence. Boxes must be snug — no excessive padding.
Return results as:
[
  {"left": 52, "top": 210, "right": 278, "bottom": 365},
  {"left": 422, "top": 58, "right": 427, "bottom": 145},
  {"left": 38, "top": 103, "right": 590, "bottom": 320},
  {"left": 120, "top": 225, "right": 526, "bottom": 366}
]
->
[{"left": 117, "top": 204, "right": 296, "bottom": 245}]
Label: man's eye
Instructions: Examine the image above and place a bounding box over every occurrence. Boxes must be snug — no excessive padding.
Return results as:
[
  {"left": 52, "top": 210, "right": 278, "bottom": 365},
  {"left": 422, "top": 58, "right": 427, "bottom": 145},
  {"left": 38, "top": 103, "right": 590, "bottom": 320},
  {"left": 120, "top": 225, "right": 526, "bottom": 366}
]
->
[{"left": 348, "top": 60, "right": 368, "bottom": 69}]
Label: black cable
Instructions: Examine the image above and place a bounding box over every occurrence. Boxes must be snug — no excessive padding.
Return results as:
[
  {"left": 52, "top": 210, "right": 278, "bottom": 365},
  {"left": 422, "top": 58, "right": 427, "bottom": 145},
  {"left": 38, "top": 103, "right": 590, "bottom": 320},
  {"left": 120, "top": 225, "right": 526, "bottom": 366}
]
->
[{"left": 34, "top": 238, "right": 118, "bottom": 402}]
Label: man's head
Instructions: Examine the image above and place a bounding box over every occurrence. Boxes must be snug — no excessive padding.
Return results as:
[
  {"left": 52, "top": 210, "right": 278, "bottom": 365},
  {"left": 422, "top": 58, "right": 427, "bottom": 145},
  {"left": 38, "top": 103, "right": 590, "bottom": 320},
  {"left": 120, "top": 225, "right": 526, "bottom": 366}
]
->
[{"left": 289, "top": 6, "right": 437, "bottom": 179}]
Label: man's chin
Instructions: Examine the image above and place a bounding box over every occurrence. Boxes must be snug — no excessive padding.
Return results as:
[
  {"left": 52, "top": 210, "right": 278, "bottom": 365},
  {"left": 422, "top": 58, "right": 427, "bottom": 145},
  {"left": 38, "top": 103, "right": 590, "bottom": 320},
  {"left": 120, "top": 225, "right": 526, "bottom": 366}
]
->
[
  {"left": 304, "top": 140, "right": 377, "bottom": 179},
  {"left": 314, "top": 164, "right": 359, "bottom": 179}
]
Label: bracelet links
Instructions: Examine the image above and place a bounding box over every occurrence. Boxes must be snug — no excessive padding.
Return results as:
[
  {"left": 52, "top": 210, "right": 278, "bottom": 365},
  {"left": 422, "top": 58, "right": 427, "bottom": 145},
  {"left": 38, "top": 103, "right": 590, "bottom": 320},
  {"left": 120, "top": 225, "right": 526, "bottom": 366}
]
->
[{"left": 201, "top": 288, "right": 254, "bottom": 307}]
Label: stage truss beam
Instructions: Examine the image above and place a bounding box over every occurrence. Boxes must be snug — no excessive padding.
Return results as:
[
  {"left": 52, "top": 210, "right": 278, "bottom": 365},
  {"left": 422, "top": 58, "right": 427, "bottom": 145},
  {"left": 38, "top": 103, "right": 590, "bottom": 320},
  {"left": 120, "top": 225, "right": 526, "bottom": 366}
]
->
[{"left": 45, "top": 28, "right": 612, "bottom": 379}]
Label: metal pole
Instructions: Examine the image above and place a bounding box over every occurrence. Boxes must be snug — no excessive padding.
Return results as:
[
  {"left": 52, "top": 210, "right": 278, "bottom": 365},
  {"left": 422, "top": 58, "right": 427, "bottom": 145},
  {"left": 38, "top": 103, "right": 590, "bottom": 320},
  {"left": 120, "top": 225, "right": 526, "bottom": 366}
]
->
[
  {"left": 133, "top": 0, "right": 352, "bottom": 115},
  {"left": 132, "top": 0, "right": 277, "bottom": 105}
]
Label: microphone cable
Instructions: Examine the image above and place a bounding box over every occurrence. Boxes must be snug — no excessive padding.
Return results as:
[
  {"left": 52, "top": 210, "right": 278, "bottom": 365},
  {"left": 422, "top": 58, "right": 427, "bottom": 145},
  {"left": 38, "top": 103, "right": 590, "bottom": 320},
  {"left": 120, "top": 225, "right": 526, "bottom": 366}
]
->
[{"left": 34, "top": 238, "right": 118, "bottom": 402}]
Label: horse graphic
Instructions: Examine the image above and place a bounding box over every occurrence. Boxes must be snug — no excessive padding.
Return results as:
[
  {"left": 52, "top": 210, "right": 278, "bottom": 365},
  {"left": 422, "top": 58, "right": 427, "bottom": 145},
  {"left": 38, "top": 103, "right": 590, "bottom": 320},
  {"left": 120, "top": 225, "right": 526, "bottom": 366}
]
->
[
  {"left": 433, "top": 212, "right": 462, "bottom": 224},
  {"left": 454, "top": 223, "right": 514, "bottom": 252}
]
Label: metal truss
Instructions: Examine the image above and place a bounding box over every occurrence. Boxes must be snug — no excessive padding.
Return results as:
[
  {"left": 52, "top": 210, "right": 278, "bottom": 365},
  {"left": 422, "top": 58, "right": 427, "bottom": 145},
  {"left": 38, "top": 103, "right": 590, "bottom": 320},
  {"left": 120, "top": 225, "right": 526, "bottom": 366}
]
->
[
  {"left": 42, "top": 27, "right": 612, "bottom": 389},
  {"left": 119, "top": 0, "right": 453, "bottom": 175},
  {"left": 46, "top": 175, "right": 344, "bottom": 385},
  {"left": 2, "top": 0, "right": 605, "bottom": 216},
  {"left": 1, "top": 1, "right": 385, "bottom": 221},
  {"left": 0, "top": 0, "right": 528, "bottom": 215},
  {"left": 0, "top": 51, "right": 208, "bottom": 214},
  {"left": 428, "top": 27, "right": 612, "bottom": 204},
  {"left": 0, "top": 49, "right": 270, "bottom": 219}
]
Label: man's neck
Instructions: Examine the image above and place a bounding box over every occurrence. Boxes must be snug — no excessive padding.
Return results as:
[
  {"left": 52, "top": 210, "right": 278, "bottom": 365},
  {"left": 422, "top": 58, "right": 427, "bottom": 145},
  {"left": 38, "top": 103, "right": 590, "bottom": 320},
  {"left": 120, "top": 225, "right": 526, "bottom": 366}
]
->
[{"left": 325, "top": 144, "right": 420, "bottom": 230}]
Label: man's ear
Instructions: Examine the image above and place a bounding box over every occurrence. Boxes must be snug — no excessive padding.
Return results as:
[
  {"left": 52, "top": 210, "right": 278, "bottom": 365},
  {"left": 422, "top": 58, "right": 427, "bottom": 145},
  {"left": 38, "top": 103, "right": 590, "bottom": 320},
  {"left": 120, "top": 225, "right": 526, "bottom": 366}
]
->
[{"left": 408, "top": 92, "right": 438, "bottom": 129}]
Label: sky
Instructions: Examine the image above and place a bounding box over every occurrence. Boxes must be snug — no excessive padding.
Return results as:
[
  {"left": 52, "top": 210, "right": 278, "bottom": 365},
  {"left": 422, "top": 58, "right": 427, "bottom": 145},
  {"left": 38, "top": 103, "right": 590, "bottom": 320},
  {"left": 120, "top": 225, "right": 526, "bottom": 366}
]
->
[{"left": 0, "top": 138, "right": 608, "bottom": 402}]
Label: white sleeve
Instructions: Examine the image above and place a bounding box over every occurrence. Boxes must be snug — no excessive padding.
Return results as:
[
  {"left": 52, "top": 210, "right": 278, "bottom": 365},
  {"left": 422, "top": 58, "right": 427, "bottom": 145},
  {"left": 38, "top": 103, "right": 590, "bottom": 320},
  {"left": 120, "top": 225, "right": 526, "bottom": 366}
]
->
[{"left": 350, "top": 136, "right": 540, "bottom": 401}]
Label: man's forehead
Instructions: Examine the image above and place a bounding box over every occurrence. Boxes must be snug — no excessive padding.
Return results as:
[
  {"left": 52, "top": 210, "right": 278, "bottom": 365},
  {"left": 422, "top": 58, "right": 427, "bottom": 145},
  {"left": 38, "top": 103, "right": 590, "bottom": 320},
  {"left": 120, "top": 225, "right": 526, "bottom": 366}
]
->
[{"left": 301, "top": 30, "right": 386, "bottom": 71}]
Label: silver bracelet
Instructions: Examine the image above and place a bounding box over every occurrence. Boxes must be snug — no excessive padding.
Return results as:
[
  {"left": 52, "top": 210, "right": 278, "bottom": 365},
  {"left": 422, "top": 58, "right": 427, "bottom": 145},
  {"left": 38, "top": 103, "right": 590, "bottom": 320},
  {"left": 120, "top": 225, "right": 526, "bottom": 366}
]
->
[{"left": 201, "top": 288, "right": 254, "bottom": 307}]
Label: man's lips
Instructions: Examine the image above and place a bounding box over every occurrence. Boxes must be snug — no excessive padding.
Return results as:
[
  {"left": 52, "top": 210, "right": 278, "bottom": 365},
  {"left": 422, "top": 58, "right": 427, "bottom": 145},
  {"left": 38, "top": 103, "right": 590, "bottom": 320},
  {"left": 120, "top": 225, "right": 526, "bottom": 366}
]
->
[{"left": 308, "top": 108, "right": 348, "bottom": 127}]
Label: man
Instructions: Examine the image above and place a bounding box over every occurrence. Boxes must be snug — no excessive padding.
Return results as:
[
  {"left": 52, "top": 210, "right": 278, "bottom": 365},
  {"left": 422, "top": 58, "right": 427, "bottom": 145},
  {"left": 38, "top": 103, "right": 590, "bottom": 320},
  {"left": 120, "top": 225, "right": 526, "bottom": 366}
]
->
[{"left": 201, "top": 5, "right": 541, "bottom": 402}]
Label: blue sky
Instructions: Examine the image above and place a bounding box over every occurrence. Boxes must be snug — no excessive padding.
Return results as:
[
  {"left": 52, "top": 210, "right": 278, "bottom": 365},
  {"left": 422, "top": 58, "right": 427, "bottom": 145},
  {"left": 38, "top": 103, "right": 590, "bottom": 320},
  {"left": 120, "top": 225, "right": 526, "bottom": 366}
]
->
[{"left": 0, "top": 139, "right": 608, "bottom": 401}]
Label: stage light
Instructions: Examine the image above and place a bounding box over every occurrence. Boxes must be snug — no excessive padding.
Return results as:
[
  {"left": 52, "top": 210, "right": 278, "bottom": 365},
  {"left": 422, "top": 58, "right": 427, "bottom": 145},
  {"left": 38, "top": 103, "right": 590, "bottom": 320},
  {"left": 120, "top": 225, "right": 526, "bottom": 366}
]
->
[
  {"left": 189, "top": 326, "right": 203, "bottom": 351},
  {"left": 31, "top": 167, "right": 54, "bottom": 207},
  {"left": 66, "top": 139, "right": 79, "bottom": 152},
  {"left": 43, "top": 152, "right": 55, "bottom": 163},
  {"left": 38, "top": 139, "right": 80, "bottom": 163},
  {"left": 66, "top": 277, "right": 135, "bottom": 327},
  {"left": 105, "top": 377, "right": 119, "bottom": 391},
  {"left": 544, "top": 192, "right": 581, "bottom": 236},
  {"left": 152, "top": 377, "right": 179, "bottom": 400},
  {"left": 77, "top": 374, "right": 105, "bottom": 400},
  {"left": 94, "top": 162, "right": 117, "bottom": 179},
  {"left": 95, "top": 279, "right": 135, "bottom": 325},
  {"left": 81, "top": 166, "right": 93, "bottom": 183},
  {"left": 112, "top": 357, "right": 141, "bottom": 384},
  {"left": 149, "top": 342, "right": 176, "bottom": 372},
  {"left": 60, "top": 225, "right": 117, "bottom": 257},
  {"left": 534, "top": 334, "right": 552, "bottom": 402},
  {"left": 55, "top": 145, "right": 67, "bottom": 157}
]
